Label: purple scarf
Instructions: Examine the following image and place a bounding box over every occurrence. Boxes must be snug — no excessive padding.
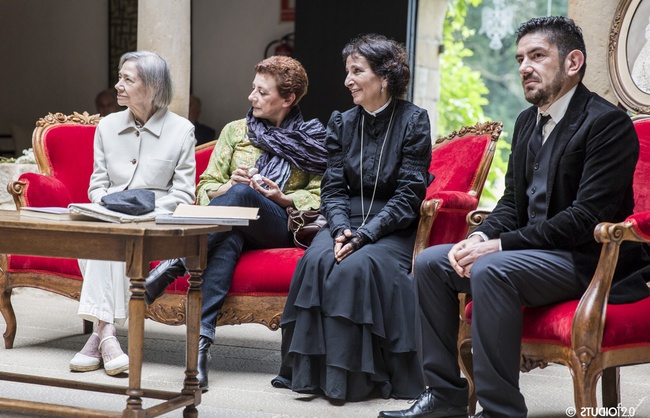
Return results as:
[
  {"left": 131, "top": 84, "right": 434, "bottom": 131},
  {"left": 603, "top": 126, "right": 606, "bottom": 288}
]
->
[{"left": 246, "top": 106, "right": 327, "bottom": 191}]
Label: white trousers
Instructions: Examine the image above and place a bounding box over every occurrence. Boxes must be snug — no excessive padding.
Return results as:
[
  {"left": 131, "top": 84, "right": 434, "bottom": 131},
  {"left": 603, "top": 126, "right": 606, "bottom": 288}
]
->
[{"left": 77, "top": 259, "right": 130, "bottom": 326}]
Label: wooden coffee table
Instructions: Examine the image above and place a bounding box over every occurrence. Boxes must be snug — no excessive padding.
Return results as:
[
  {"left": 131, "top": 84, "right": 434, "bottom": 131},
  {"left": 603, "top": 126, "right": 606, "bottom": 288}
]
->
[{"left": 0, "top": 210, "right": 229, "bottom": 417}]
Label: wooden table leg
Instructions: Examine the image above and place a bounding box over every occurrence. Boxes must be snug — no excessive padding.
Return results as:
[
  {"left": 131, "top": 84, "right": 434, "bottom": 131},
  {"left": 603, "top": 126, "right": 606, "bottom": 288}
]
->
[
  {"left": 124, "top": 238, "right": 147, "bottom": 417},
  {"left": 125, "top": 278, "right": 146, "bottom": 417},
  {"left": 182, "top": 235, "right": 207, "bottom": 417}
]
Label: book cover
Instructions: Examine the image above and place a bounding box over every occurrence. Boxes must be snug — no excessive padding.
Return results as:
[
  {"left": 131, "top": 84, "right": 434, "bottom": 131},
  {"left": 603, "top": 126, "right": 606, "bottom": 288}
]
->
[
  {"left": 155, "top": 204, "right": 259, "bottom": 225},
  {"left": 20, "top": 207, "right": 96, "bottom": 222},
  {"left": 154, "top": 214, "right": 250, "bottom": 226}
]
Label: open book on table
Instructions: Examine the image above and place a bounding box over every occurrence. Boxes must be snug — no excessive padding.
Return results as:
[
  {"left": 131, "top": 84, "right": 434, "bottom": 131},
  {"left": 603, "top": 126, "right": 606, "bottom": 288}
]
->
[
  {"left": 155, "top": 204, "right": 259, "bottom": 226},
  {"left": 68, "top": 203, "right": 158, "bottom": 223}
]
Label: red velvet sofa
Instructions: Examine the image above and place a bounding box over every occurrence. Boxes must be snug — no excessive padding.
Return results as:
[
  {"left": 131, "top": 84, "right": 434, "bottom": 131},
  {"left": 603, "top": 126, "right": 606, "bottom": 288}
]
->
[{"left": 1, "top": 112, "right": 501, "bottom": 350}]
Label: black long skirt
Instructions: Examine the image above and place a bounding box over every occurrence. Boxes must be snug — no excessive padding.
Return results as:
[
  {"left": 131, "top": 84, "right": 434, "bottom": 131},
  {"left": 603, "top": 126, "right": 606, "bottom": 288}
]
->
[{"left": 277, "top": 210, "right": 425, "bottom": 401}]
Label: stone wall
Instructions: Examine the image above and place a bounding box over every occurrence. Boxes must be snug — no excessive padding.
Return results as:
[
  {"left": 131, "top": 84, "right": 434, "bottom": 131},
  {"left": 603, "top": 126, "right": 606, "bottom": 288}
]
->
[{"left": 569, "top": 0, "right": 620, "bottom": 105}]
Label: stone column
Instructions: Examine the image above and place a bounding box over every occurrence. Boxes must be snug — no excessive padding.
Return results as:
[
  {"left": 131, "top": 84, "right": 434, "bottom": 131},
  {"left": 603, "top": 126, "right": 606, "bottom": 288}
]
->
[
  {"left": 137, "top": 0, "right": 191, "bottom": 118},
  {"left": 413, "top": 0, "right": 447, "bottom": 138},
  {"left": 568, "top": 0, "right": 619, "bottom": 105}
]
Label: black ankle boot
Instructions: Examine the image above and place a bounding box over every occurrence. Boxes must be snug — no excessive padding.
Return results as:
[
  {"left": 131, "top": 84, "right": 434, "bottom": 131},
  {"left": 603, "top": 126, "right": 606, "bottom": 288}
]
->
[
  {"left": 197, "top": 335, "right": 212, "bottom": 391},
  {"left": 144, "top": 258, "right": 187, "bottom": 305}
]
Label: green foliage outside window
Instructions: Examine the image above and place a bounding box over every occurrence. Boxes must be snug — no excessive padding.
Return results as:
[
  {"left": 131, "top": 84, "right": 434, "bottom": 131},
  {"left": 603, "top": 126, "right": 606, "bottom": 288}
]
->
[{"left": 438, "top": 0, "right": 509, "bottom": 208}]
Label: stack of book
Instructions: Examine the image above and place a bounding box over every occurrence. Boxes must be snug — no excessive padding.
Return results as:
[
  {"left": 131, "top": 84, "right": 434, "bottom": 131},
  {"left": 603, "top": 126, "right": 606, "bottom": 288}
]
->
[
  {"left": 20, "top": 204, "right": 156, "bottom": 223},
  {"left": 19, "top": 206, "right": 95, "bottom": 222}
]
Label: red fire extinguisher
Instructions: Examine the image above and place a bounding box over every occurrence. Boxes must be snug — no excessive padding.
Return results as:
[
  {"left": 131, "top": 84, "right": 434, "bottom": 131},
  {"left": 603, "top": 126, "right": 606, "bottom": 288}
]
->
[{"left": 265, "top": 33, "right": 294, "bottom": 58}]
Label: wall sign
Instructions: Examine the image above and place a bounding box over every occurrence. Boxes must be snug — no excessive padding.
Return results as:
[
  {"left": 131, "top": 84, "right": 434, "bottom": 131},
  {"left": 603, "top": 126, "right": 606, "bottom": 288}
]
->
[{"left": 281, "top": 0, "right": 295, "bottom": 22}]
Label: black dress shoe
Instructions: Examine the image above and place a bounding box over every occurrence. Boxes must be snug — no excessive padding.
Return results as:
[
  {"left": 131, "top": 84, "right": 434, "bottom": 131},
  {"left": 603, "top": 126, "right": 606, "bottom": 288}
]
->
[
  {"left": 144, "top": 258, "right": 187, "bottom": 305},
  {"left": 197, "top": 335, "right": 212, "bottom": 392},
  {"left": 378, "top": 388, "right": 467, "bottom": 418}
]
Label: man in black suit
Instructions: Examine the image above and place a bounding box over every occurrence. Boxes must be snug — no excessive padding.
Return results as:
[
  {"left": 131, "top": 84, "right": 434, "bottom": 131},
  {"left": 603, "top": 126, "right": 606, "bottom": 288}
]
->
[{"left": 379, "top": 16, "right": 650, "bottom": 418}]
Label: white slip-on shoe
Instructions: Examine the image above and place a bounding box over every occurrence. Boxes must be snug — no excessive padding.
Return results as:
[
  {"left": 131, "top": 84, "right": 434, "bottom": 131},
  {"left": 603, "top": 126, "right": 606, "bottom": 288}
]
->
[
  {"left": 99, "top": 335, "right": 129, "bottom": 376},
  {"left": 70, "top": 332, "right": 102, "bottom": 372}
]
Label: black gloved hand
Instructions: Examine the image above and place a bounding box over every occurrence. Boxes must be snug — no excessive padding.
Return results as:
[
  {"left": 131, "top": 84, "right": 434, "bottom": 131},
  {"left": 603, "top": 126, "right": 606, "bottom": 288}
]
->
[
  {"left": 334, "top": 230, "right": 347, "bottom": 249},
  {"left": 347, "top": 230, "right": 370, "bottom": 251}
]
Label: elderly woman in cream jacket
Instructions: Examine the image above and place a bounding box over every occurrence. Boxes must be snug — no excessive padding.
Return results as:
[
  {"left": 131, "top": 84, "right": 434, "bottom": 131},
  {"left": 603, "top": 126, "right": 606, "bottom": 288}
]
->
[{"left": 70, "top": 51, "right": 196, "bottom": 376}]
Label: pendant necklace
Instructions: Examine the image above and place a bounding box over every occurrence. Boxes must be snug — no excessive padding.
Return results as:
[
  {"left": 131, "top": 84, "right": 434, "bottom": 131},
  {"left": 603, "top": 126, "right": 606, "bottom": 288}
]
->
[{"left": 359, "top": 103, "right": 396, "bottom": 227}]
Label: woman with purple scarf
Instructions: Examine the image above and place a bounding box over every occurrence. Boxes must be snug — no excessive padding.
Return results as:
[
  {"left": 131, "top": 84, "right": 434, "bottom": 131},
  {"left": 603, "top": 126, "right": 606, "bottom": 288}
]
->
[{"left": 144, "top": 56, "right": 327, "bottom": 391}]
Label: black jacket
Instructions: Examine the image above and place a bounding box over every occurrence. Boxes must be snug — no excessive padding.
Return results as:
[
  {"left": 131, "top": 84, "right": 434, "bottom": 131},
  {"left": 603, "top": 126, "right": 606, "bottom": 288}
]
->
[{"left": 476, "top": 83, "right": 650, "bottom": 303}]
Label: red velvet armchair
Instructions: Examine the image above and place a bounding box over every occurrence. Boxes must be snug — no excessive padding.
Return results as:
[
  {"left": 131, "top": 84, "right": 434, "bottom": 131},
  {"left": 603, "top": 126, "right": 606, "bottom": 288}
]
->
[
  {"left": 413, "top": 121, "right": 502, "bottom": 260},
  {"left": 1, "top": 113, "right": 501, "bottom": 352},
  {"left": 459, "top": 115, "right": 650, "bottom": 416}
]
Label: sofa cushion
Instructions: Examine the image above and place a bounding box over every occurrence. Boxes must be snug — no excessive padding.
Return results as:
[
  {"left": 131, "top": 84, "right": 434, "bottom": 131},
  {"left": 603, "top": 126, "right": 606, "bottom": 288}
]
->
[
  {"left": 8, "top": 255, "right": 82, "bottom": 279},
  {"left": 464, "top": 297, "right": 650, "bottom": 351},
  {"left": 163, "top": 247, "right": 305, "bottom": 295},
  {"left": 230, "top": 247, "right": 304, "bottom": 294}
]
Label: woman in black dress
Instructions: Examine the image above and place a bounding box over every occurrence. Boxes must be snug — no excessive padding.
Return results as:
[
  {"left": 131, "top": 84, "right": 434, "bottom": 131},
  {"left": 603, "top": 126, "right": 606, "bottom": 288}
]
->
[{"left": 274, "top": 33, "right": 432, "bottom": 401}]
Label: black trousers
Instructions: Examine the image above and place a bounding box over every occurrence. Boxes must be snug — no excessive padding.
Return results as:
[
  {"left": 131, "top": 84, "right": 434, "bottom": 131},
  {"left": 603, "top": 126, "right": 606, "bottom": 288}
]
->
[{"left": 414, "top": 244, "right": 584, "bottom": 418}]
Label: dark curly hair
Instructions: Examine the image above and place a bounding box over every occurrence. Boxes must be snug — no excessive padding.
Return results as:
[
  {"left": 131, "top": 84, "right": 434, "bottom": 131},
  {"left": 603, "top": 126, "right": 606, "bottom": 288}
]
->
[
  {"left": 517, "top": 16, "right": 587, "bottom": 80},
  {"left": 342, "top": 33, "right": 410, "bottom": 98},
  {"left": 254, "top": 56, "right": 308, "bottom": 107}
]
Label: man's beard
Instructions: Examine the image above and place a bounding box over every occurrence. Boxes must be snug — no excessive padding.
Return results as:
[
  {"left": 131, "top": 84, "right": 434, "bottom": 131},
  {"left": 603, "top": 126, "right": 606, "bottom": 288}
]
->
[{"left": 524, "top": 70, "right": 565, "bottom": 107}]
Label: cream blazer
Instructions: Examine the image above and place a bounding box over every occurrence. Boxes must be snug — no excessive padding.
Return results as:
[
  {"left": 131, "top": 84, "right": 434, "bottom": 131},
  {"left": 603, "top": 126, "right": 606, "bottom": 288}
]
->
[{"left": 88, "top": 107, "right": 196, "bottom": 212}]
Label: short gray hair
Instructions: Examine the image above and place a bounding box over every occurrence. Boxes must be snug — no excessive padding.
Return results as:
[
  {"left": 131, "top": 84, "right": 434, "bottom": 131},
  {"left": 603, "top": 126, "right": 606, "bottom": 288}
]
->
[{"left": 119, "top": 51, "right": 173, "bottom": 109}]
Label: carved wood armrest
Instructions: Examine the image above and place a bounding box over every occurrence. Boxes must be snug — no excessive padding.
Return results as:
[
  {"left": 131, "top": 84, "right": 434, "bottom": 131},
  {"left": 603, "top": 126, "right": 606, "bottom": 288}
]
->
[
  {"left": 459, "top": 211, "right": 487, "bottom": 333},
  {"left": 7, "top": 180, "right": 27, "bottom": 209},
  {"left": 7, "top": 174, "right": 72, "bottom": 210},
  {"left": 458, "top": 292, "right": 472, "bottom": 322},
  {"left": 467, "top": 209, "right": 492, "bottom": 228},
  {"left": 571, "top": 221, "right": 639, "bottom": 354},
  {"left": 413, "top": 199, "right": 441, "bottom": 264}
]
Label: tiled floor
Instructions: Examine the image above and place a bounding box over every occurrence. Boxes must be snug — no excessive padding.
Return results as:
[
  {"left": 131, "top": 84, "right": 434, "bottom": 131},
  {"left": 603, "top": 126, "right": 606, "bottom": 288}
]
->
[{"left": 1, "top": 288, "right": 649, "bottom": 417}]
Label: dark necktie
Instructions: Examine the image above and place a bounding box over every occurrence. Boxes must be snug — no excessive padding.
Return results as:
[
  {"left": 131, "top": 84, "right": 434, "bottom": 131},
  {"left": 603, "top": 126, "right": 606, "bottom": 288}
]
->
[{"left": 531, "top": 114, "right": 552, "bottom": 155}]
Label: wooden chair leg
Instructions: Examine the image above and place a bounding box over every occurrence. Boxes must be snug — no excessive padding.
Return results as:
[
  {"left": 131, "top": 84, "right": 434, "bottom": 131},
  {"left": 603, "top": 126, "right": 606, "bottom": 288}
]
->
[
  {"left": 571, "top": 362, "right": 600, "bottom": 417},
  {"left": 458, "top": 339, "right": 476, "bottom": 415},
  {"left": 82, "top": 319, "right": 93, "bottom": 334},
  {"left": 457, "top": 294, "right": 475, "bottom": 415},
  {"left": 601, "top": 367, "right": 620, "bottom": 407},
  {"left": 0, "top": 288, "right": 17, "bottom": 349}
]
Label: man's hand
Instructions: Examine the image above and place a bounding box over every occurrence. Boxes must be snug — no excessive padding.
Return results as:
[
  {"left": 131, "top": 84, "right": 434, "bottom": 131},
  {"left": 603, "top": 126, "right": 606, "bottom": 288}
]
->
[{"left": 448, "top": 235, "right": 500, "bottom": 278}]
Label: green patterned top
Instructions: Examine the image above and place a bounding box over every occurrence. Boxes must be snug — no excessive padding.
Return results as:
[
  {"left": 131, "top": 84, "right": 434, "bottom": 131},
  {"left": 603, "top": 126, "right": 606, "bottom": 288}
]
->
[{"left": 196, "top": 119, "right": 322, "bottom": 210}]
